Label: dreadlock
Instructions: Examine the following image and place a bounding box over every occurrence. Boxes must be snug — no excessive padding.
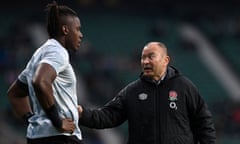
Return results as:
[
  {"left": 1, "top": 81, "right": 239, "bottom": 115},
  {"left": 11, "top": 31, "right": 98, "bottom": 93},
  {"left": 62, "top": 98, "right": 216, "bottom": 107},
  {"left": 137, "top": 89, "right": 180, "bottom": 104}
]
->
[{"left": 46, "top": 1, "right": 78, "bottom": 38}]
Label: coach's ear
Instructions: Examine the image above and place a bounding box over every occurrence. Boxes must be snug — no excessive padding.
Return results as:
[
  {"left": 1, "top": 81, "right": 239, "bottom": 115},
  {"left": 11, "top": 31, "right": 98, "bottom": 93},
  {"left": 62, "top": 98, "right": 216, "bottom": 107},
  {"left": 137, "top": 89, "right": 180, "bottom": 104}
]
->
[
  {"left": 164, "top": 55, "right": 170, "bottom": 66},
  {"left": 62, "top": 25, "right": 69, "bottom": 35}
]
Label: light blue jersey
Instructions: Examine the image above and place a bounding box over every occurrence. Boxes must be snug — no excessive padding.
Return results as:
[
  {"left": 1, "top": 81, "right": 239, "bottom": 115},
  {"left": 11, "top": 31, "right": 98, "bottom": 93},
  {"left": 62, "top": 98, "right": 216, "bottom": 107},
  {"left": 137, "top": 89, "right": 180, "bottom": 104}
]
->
[{"left": 18, "top": 39, "right": 82, "bottom": 140}]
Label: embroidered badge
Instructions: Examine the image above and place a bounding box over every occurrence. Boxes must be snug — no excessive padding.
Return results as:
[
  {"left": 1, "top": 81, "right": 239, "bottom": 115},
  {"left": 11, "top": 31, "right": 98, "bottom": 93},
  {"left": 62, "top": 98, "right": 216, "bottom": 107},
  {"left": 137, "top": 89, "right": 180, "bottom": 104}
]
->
[
  {"left": 138, "top": 93, "right": 148, "bottom": 100},
  {"left": 168, "top": 90, "right": 178, "bottom": 110},
  {"left": 169, "top": 90, "right": 178, "bottom": 101}
]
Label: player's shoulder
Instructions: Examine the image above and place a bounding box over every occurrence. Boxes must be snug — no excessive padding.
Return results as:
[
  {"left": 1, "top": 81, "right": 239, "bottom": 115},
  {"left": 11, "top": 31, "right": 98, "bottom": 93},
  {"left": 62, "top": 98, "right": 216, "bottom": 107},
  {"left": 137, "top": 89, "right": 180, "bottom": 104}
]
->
[{"left": 41, "top": 39, "right": 68, "bottom": 58}]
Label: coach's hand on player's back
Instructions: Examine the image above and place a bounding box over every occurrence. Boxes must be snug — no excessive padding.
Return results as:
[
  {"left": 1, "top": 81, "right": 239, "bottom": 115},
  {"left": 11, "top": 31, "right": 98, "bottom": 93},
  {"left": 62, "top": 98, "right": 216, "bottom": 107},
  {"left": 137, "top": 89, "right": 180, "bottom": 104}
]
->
[
  {"left": 77, "top": 105, "right": 83, "bottom": 118},
  {"left": 60, "top": 118, "right": 75, "bottom": 134}
]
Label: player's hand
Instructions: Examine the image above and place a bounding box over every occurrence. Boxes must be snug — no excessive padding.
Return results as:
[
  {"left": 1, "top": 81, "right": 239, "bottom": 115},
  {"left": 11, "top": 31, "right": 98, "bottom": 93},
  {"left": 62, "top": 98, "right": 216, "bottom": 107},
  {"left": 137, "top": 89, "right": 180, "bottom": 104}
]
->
[{"left": 60, "top": 118, "right": 75, "bottom": 133}]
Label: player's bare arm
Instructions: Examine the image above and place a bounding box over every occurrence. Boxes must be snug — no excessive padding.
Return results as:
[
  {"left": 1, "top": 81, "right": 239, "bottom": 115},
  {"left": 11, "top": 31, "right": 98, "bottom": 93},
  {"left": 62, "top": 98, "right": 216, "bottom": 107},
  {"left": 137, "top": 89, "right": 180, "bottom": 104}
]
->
[
  {"left": 32, "top": 63, "right": 75, "bottom": 133},
  {"left": 7, "top": 80, "right": 33, "bottom": 120}
]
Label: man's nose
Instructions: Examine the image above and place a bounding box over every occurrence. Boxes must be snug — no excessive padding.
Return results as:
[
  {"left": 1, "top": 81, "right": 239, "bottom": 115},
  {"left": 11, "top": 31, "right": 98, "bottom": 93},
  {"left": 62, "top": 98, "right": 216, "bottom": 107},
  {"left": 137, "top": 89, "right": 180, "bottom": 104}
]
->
[
  {"left": 79, "top": 32, "right": 83, "bottom": 38},
  {"left": 142, "top": 58, "right": 150, "bottom": 64}
]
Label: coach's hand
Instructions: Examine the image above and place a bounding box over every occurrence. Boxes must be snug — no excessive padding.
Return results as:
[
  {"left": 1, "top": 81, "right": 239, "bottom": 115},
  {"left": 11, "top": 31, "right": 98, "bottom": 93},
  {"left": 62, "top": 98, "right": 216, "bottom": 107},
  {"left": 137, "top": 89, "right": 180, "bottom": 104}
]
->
[
  {"left": 77, "top": 105, "right": 83, "bottom": 118},
  {"left": 60, "top": 118, "right": 75, "bottom": 134}
]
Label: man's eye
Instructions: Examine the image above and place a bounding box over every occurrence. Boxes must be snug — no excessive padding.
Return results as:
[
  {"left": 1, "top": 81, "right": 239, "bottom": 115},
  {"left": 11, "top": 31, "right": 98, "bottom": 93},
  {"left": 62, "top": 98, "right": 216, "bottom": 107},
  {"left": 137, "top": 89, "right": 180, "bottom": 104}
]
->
[{"left": 149, "top": 54, "right": 155, "bottom": 59}]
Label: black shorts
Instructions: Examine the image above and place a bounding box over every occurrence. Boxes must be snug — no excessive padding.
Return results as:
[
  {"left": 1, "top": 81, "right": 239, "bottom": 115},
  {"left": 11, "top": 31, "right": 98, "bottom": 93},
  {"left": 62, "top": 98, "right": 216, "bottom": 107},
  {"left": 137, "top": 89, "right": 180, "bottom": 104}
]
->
[{"left": 27, "top": 135, "right": 83, "bottom": 144}]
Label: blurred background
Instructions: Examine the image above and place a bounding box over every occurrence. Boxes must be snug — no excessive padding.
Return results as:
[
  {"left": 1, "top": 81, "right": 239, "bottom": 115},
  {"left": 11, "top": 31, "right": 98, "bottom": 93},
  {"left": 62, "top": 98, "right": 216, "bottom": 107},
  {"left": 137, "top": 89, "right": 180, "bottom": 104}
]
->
[{"left": 1, "top": 0, "right": 240, "bottom": 143}]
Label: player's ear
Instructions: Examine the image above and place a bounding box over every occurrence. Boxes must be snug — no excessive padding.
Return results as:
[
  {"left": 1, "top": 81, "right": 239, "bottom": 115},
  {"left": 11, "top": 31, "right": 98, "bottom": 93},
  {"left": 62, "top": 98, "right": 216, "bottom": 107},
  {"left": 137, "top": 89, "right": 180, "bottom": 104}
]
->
[{"left": 62, "top": 25, "right": 69, "bottom": 35}]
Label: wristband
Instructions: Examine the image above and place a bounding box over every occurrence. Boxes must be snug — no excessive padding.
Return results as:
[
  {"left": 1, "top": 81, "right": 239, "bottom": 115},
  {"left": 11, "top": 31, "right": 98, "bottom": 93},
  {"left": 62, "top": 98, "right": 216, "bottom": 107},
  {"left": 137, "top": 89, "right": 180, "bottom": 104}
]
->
[
  {"left": 22, "top": 112, "right": 34, "bottom": 124},
  {"left": 45, "top": 104, "right": 62, "bottom": 129}
]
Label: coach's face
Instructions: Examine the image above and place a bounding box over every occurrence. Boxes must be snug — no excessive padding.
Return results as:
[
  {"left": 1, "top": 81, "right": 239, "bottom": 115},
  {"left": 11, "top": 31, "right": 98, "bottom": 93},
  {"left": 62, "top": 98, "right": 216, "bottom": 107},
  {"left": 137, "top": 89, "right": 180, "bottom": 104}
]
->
[{"left": 141, "top": 43, "right": 170, "bottom": 81}]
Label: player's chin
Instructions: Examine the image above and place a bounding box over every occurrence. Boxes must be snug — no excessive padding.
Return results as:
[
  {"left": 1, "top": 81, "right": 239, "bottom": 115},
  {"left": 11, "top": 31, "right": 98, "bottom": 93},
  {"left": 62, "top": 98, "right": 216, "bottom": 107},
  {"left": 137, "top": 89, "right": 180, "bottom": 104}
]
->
[{"left": 73, "top": 45, "right": 80, "bottom": 51}]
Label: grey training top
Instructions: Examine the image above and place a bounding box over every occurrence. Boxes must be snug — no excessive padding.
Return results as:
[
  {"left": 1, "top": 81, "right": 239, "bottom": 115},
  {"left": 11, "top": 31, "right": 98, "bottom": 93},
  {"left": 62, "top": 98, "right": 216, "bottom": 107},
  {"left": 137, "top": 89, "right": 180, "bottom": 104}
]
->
[{"left": 18, "top": 39, "right": 82, "bottom": 140}]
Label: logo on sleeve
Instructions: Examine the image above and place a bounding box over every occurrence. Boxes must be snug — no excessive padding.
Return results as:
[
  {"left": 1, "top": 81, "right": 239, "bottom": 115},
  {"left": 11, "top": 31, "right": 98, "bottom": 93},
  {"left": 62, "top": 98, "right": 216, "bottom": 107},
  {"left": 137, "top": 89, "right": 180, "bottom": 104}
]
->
[{"left": 169, "top": 90, "right": 178, "bottom": 110}]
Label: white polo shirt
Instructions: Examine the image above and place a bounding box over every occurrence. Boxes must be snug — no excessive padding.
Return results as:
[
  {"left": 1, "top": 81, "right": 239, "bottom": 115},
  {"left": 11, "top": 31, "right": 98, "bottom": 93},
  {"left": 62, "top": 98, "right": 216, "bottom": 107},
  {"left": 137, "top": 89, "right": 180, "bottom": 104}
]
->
[{"left": 18, "top": 39, "right": 82, "bottom": 140}]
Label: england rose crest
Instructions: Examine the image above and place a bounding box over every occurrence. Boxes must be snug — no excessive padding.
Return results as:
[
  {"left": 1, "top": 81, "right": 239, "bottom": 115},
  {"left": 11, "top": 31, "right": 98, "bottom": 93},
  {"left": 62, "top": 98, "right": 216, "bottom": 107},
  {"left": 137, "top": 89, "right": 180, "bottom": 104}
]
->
[{"left": 169, "top": 90, "right": 178, "bottom": 101}]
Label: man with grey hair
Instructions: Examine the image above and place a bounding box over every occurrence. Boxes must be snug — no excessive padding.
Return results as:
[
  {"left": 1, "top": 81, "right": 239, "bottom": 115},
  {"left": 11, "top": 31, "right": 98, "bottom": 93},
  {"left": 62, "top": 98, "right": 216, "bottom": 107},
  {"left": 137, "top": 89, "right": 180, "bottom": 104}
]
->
[{"left": 78, "top": 41, "right": 216, "bottom": 144}]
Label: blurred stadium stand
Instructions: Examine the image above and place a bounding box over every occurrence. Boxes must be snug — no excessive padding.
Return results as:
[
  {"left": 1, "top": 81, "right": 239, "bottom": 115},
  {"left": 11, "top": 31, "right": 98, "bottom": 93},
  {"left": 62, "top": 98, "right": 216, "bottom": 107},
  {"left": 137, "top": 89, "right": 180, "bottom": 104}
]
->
[{"left": 1, "top": 0, "right": 240, "bottom": 144}]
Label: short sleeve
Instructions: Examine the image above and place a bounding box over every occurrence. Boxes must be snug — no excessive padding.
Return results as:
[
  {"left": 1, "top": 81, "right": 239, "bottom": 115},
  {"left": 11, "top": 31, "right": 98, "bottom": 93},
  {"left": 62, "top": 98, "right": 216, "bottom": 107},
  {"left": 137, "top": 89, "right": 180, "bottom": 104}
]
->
[
  {"left": 18, "top": 69, "right": 28, "bottom": 84},
  {"left": 40, "top": 46, "right": 69, "bottom": 74}
]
